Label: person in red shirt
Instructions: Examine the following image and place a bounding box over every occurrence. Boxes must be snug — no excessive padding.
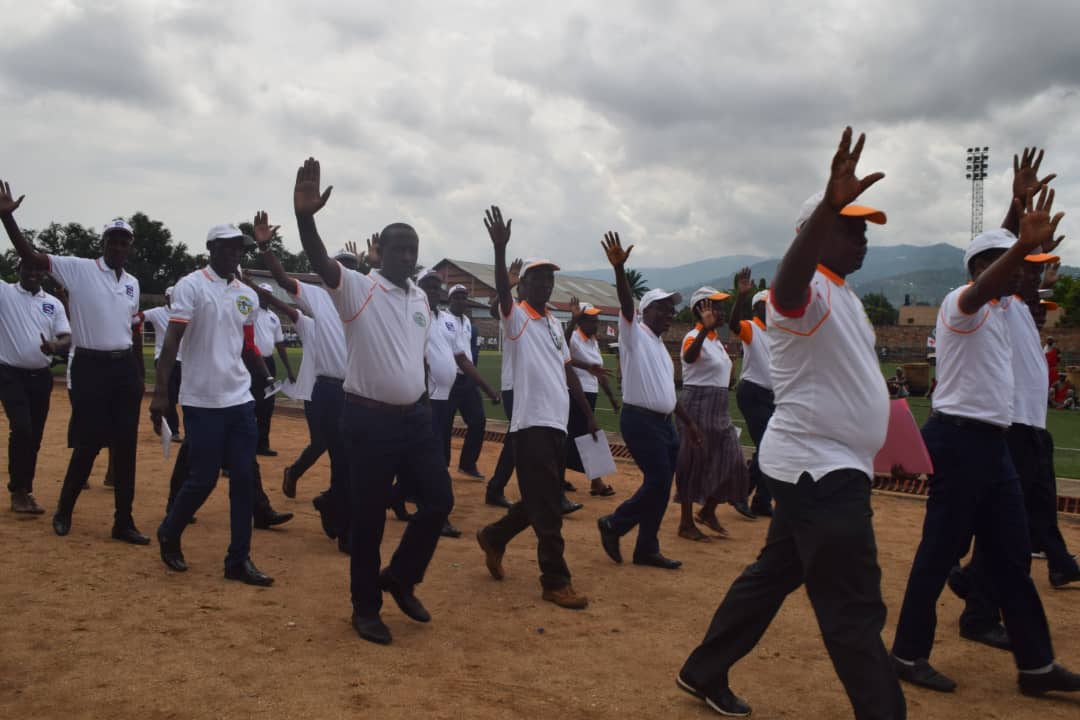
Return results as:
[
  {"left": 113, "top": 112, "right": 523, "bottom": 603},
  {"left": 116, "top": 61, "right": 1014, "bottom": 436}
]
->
[{"left": 1045, "top": 337, "right": 1059, "bottom": 386}]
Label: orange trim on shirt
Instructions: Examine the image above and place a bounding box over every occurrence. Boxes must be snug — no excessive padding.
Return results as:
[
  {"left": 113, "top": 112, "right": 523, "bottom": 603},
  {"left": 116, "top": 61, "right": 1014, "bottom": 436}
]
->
[
  {"left": 577, "top": 327, "right": 590, "bottom": 342},
  {"left": 519, "top": 300, "right": 544, "bottom": 320},
  {"left": 816, "top": 264, "right": 845, "bottom": 286},
  {"left": 736, "top": 320, "right": 753, "bottom": 344},
  {"left": 770, "top": 286, "right": 812, "bottom": 319},
  {"left": 167, "top": 317, "right": 190, "bottom": 324},
  {"left": 940, "top": 294, "right": 990, "bottom": 335},
  {"left": 752, "top": 317, "right": 766, "bottom": 331},
  {"left": 692, "top": 322, "right": 717, "bottom": 341},
  {"left": 772, "top": 282, "right": 832, "bottom": 338},
  {"left": 343, "top": 283, "right": 378, "bottom": 323}
]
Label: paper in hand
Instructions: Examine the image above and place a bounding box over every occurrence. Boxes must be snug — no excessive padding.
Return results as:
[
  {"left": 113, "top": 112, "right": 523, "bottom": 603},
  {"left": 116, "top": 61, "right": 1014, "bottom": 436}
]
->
[
  {"left": 574, "top": 430, "right": 617, "bottom": 479},
  {"left": 264, "top": 379, "right": 285, "bottom": 399},
  {"left": 161, "top": 420, "right": 173, "bottom": 460},
  {"left": 280, "top": 380, "right": 303, "bottom": 401}
]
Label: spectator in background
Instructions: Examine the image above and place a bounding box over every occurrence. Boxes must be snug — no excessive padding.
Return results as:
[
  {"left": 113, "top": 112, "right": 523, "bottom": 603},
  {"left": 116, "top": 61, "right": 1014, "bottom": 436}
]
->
[
  {"left": 1050, "top": 372, "right": 1071, "bottom": 409},
  {"left": 887, "top": 367, "right": 910, "bottom": 398},
  {"left": 1045, "top": 337, "right": 1059, "bottom": 387}
]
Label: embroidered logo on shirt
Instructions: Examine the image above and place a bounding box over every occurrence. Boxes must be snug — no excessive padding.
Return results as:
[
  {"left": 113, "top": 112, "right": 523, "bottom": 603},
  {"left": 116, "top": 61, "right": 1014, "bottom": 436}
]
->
[
  {"left": 236, "top": 296, "right": 254, "bottom": 315},
  {"left": 42, "top": 303, "right": 55, "bottom": 316},
  {"left": 125, "top": 285, "right": 135, "bottom": 298},
  {"left": 414, "top": 311, "right": 428, "bottom": 327},
  {"left": 444, "top": 321, "right": 455, "bottom": 331}
]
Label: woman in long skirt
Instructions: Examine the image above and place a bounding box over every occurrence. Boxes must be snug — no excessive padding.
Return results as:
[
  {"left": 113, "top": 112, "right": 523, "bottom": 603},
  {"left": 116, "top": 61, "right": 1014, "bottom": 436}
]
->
[{"left": 675, "top": 287, "right": 750, "bottom": 540}]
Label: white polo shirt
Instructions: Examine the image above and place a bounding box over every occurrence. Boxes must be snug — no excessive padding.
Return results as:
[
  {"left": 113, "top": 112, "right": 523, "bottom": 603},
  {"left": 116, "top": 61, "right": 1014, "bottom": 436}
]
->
[
  {"left": 503, "top": 300, "right": 571, "bottom": 432},
  {"left": 290, "top": 312, "right": 318, "bottom": 402},
  {"left": 760, "top": 266, "right": 889, "bottom": 483},
  {"left": 930, "top": 285, "right": 1012, "bottom": 428},
  {"left": 140, "top": 306, "right": 183, "bottom": 362},
  {"left": 680, "top": 323, "right": 732, "bottom": 388},
  {"left": 328, "top": 265, "right": 430, "bottom": 405},
  {"left": 618, "top": 313, "right": 677, "bottom": 415},
  {"left": 289, "top": 281, "right": 346, "bottom": 380},
  {"left": 0, "top": 282, "right": 71, "bottom": 369},
  {"left": 169, "top": 266, "right": 258, "bottom": 409},
  {"left": 448, "top": 312, "right": 472, "bottom": 373},
  {"left": 254, "top": 307, "right": 284, "bottom": 357},
  {"left": 427, "top": 309, "right": 460, "bottom": 401},
  {"left": 499, "top": 322, "right": 514, "bottom": 392},
  {"left": 570, "top": 328, "right": 603, "bottom": 393},
  {"left": 1003, "top": 297, "right": 1048, "bottom": 429},
  {"left": 46, "top": 255, "right": 139, "bottom": 351},
  {"left": 735, "top": 318, "right": 772, "bottom": 390}
]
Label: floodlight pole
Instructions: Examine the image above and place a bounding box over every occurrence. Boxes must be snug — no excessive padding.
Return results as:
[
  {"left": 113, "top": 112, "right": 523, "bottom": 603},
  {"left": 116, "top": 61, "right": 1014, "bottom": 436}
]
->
[{"left": 965, "top": 146, "right": 989, "bottom": 239}]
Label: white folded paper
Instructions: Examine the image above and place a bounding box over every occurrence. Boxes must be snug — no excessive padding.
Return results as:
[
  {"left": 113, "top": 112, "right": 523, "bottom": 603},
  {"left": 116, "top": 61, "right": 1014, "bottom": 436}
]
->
[
  {"left": 161, "top": 420, "right": 173, "bottom": 459},
  {"left": 264, "top": 379, "right": 285, "bottom": 399},
  {"left": 574, "top": 430, "right": 617, "bottom": 479}
]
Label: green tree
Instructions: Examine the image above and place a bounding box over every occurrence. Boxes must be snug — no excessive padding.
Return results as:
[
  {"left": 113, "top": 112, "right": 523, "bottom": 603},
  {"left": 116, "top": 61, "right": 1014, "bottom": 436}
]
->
[
  {"left": 126, "top": 212, "right": 205, "bottom": 294},
  {"left": 239, "top": 221, "right": 311, "bottom": 274},
  {"left": 862, "top": 292, "right": 899, "bottom": 326},
  {"left": 1051, "top": 274, "right": 1080, "bottom": 327},
  {"left": 33, "top": 222, "right": 101, "bottom": 257},
  {"left": 625, "top": 268, "right": 648, "bottom": 300}
]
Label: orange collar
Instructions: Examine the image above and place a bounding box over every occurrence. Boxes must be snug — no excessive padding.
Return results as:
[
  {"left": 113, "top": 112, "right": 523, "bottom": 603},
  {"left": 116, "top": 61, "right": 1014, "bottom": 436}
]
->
[
  {"left": 576, "top": 327, "right": 591, "bottom": 341},
  {"left": 519, "top": 300, "right": 546, "bottom": 319},
  {"left": 817, "top": 264, "right": 845, "bottom": 286},
  {"left": 752, "top": 317, "right": 766, "bottom": 331},
  {"left": 693, "top": 322, "right": 718, "bottom": 341}
]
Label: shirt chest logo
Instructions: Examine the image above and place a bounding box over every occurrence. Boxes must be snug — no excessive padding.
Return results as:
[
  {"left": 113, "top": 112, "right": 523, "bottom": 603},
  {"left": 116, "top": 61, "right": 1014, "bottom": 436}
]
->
[
  {"left": 125, "top": 284, "right": 135, "bottom": 298},
  {"left": 444, "top": 320, "right": 455, "bottom": 332},
  {"left": 236, "top": 295, "right": 254, "bottom": 316},
  {"left": 414, "top": 311, "right": 429, "bottom": 328},
  {"left": 41, "top": 302, "right": 55, "bottom": 317}
]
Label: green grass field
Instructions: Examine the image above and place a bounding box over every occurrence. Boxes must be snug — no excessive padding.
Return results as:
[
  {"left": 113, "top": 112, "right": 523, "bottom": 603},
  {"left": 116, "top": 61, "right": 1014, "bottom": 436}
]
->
[{"left": 82, "top": 347, "right": 1080, "bottom": 478}]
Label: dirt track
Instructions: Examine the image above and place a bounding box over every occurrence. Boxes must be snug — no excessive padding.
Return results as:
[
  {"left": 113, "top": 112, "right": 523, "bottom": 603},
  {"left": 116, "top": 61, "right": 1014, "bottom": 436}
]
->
[{"left": 1, "top": 400, "right": 1079, "bottom": 719}]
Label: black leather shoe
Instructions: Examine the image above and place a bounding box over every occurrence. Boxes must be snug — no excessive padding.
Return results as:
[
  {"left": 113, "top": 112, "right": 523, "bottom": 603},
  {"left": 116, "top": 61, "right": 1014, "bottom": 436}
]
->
[
  {"left": 597, "top": 515, "right": 622, "bottom": 564},
  {"left": 282, "top": 465, "right": 297, "bottom": 499},
  {"left": 379, "top": 569, "right": 431, "bottom": 623},
  {"left": 352, "top": 613, "right": 392, "bottom": 645},
  {"left": 731, "top": 501, "right": 756, "bottom": 520},
  {"left": 441, "top": 521, "right": 462, "bottom": 538},
  {"left": 224, "top": 559, "right": 274, "bottom": 586},
  {"left": 1018, "top": 662, "right": 1080, "bottom": 696},
  {"left": 256, "top": 448, "right": 278, "bottom": 457},
  {"left": 157, "top": 532, "right": 188, "bottom": 572},
  {"left": 485, "top": 493, "right": 512, "bottom": 509},
  {"left": 458, "top": 467, "right": 485, "bottom": 480},
  {"left": 633, "top": 552, "right": 682, "bottom": 570},
  {"left": 676, "top": 673, "right": 752, "bottom": 716},
  {"left": 1050, "top": 565, "right": 1080, "bottom": 588},
  {"left": 111, "top": 525, "right": 150, "bottom": 545},
  {"left": 253, "top": 509, "right": 294, "bottom": 530},
  {"left": 52, "top": 513, "right": 71, "bottom": 536},
  {"left": 563, "top": 480, "right": 577, "bottom": 492},
  {"left": 893, "top": 656, "right": 956, "bottom": 692},
  {"left": 960, "top": 624, "right": 1011, "bottom": 651},
  {"left": 560, "top": 497, "right": 583, "bottom": 515},
  {"left": 749, "top": 500, "right": 773, "bottom": 517},
  {"left": 312, "top": 493, "right": 337, "bottom": 539}
]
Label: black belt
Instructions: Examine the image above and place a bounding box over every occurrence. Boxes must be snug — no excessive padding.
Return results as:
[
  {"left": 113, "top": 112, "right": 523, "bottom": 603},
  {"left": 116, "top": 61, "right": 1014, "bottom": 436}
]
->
[
  {"left": 930, "top": 411, "right": 1007, "bottom": 434},
  {"left": 623, "top": 403, "right": 672, "bottom": 422},
  {"left": 75, "top": 347, "right": 132, "bottom": 360},
  {"left": 0, "top": 362, "right": 51, "bottom": 375},
  {"left": 345, "top": 392, "right": 427, "bottom": 413},
  {"left": 316, "top": 375, "right": 345, "bottom": 384}
]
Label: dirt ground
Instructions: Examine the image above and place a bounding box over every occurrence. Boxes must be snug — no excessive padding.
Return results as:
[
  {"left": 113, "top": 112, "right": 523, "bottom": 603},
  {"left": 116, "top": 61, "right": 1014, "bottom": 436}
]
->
[{"left": 2, "top": 400, "right": 1079, "bottom": 720}]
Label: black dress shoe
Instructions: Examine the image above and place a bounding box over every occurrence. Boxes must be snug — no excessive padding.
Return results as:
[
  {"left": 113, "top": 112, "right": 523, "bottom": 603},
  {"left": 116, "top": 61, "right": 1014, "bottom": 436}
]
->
[
  {"left": 224, "top": 558, "right": 274, "bottom": 586},
  {"left": 893, "top": 656, "right": 956, "bottom": 692},
  {"left": 379, "top": 569, "right": 431, "bottom": 623},
  {"left": 1018, "top": 662, "right": 1080, "bottom": 696},
  {"left": 352, "top": 613, "right": 392, "bottom": 645},
  {"left": 633, "top": 552, "right": 682, "bottom": 570},
  {"left": 597, "top": 515, "right": 622, "bottom": 564},
  {"left": 52, "top": 513, "right": 71, "bottom": 536},
  {"left": 111, "top": 525, "right": 150, "bottom": 545},
  {"left": 731, "top": 501, "right": 756, "bottom": 520},
  {"left": 458, "top": 467, "right": 485, "bottom": 480},
  {"left": 485, "top": 493, "right": 512, "bottom": 509},
  {"left": 563, "top": 480, "right": 577, "bottom": 492},
  {"left": 256, "top": 448, "right": 278, "bottom": 457},
  {"left": 1050, "top": 565, "right": 1080, "bottom": 588},
  {"left": 312, "top": 493, "right": 337, "bottom": 539},
  {"left": 676, "top": 673, "right": 752, "bottom": 717},
  {"left": 282, "top": 465, "right": 297, "bottom": 499},
  {"left": 441, "top": 521, "right": 463, "bottom": 538},
  {"left": 749, "top": 501, "right": 773, "bottom": 517},
  {"left": 253, "top": 509, "right": 294, "bottom": 529},
  {"left": 560, "top": 497, "right": 583, "bottom": 515},
  {"left": 960, "top": 623, "right": 1011, "bottom": 651},
  {"left": 157, "top": 532, "right": 188, "bottom": 572}
]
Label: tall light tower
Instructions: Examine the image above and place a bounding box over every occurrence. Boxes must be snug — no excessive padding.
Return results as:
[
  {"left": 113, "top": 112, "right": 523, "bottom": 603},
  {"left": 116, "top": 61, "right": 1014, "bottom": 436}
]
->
[{"left": 965, "top": 146, "right": 989, "bottom": 239}]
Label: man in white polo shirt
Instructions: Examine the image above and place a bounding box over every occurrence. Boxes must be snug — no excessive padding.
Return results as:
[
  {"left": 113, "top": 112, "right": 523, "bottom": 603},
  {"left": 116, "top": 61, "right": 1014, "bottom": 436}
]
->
[
  {"left": 151, "top": 224, "right": 274, "bottom": 587},
  {"left": 445, "top": 284, "right": 491, "bottom": 479},
  {"left": 140, "top": 286, "right": 183, "bottom": 443},
  {"left": 678, "top": 128, "right": 904, "bottom": 719},
  {"left": 476, "top": 207, "right": 598, "bottom": 610},
  {"left": 293, "top": 157, "right": 453, "bottom": 646},
  {"left": 0, "top": 260, "right": 71, "bottom": 514},
  {"left": 892, "top": 190, "right": 1080, "bottom": 697},
  {"left": 251, "top": 282, "right": 295, "bottom": 457},
  {"left": 1, "top": 180, "right": 148, "bottom": 545},
  {"left": 596, "top": 234, "right": 702, "bottom": 571}
]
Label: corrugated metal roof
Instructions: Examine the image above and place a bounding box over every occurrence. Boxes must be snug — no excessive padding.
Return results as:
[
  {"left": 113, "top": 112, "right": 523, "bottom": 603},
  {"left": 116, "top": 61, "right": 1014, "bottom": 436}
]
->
[{"left": 433, "top": 258, "right": 622, "bottom": 312}]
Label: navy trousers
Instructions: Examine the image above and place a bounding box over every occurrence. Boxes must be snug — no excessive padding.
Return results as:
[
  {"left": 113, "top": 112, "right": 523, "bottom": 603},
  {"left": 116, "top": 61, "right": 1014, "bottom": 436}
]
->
[{"left": 609, "top": 405, "right": 679, "bottom": 556}]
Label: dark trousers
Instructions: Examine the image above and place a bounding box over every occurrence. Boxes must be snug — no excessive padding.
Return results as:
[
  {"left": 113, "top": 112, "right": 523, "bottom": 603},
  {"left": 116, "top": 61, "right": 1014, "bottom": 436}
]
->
[
  {"left": 159, "top": 402, "right": 257, "bottom": 568},
  {"left": 308, "top": 378, "right": 349, "bottom": 536},
  {"left": 252, "top": 355, "right": 276, "bottom": 451},
  {"left": 343, "top": 400, "right": 453, "bottom": 617},
  {"left": 483, "top": 426, "right": 571, "bottom": 590},
  {"left": 609, "top": 405, "right": 679, "bottom": 556},
  {"left": 681, "top": 470, "right": 905, "bottom": 720},
  {"left": 58, "top": 351, "right": 141, "bottom": 527},
  {"left": 958, "top": 424, "right": 1080, "bottom": 632},
  {"left": 487, "top": 390, "right": 515, "bottom": 496},
  {"left": 447, "top": 375, "right": 485, "bottom": 472},
  {"left": 166, "top": 441, "right": 272, "bottom": 520},
  {"left": 565, "top": 391, "right": 598, "bottom": 477},
  {"left": 430, "top": 397, "right": 452, "bottom": 466},
  {"left": 892, "top": 417, "right": 1054, "bottom": 671},
  {"left": 736, "top": 380, "right": 775, "bottom": 508},
  {"left": 0, "top": 364, "right": 53, "bottom": 494},
  {"left": 154, "top": 359, "right": 182, "bottom": 437},
  {"left": 289, "top": 400, "right": 327, "bottom": 481}
]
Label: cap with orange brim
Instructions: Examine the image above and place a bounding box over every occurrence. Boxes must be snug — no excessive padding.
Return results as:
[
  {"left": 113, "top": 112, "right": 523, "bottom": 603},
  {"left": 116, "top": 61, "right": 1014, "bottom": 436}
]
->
[{"left": 1024, "top": 252, "right": 1060, "bottom": 264}]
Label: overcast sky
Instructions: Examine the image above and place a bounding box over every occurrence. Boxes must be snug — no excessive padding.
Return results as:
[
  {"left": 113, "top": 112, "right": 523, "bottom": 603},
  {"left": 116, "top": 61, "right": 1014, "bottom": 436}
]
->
[{"left": 2, "top": 0, "right": 1079, "bottom": 273}]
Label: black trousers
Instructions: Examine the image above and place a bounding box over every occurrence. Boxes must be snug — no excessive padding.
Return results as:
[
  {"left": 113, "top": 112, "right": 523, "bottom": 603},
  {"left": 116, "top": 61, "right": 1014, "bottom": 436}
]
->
[
  {"left": 735, "top": 380, "right": 775, "bottom": 508},
  {"left": 892, "top": 417, "right": 1053, "bottom": 671},
  {"left": 487, "top": 390, "right": 515, "bottom": 496},
  {"left": 565, "top": 391, "right": 598, "bottom": 477},
  {"left": 483, "top": 426, "right": 571, "bottom": 590},
  {"left": 681, "top": 470, "right": 905, "bottom": 720},
  {"left": 0, "top": 364, "right": 53, "bottom": 495},
  {"left": 447, "top": 375, "right": 485, "bottom": 472},
  {"left": 252, "top": 355, "right": 276, "bottom": 451},
  {"left": 289, "top": 400, "right": 327, "bottom": 481},
  {"left": 167, "top": 440, "right": 273, "bottom": 518},
  {"left": 57, "top": 350, "right": 142, "bottom": 528}
]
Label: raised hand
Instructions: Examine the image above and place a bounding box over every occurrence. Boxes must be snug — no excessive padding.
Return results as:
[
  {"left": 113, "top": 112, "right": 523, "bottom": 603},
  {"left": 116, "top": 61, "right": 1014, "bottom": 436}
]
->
[
  {"left": 824, "top": 127, "right": 885, "bottom": 212},
  {"left": 735, "top": 266, "right": 754, "bottom": 296},
  {"left": 253, "top": 210, "right": 280, "bottom": 248},
  {"left": 1013, "top": 147, "right": 1056, "bottom": 202},
  {"left": 484, "top": 206, "right": 512, "bottom": 250},
  {"left": 365, "top": 233, "right": 381, "bottom": 268},
  {"left": 1045, "top": 234, "right": 1065, "bottom": 254},
  {"left": 343, "top": 240, "right": 359, "bottom": 257},
  {"left": 601, "top": 231, "right": 633, "bottom": 268},
  {"left": 0, "top": 180, "right": 25, "bottom": 214},
  {"left": 1017, "top": 186, "right": 1065, "bottom": 254},
  {"left": 508, "top": 258, "right": 523, "bottom": 286},
  {"left": 699, "top": 299, "right": 721, "bottom": 331},
  {"left": 1043, "top": 260, "right": 1061, "bottom": 288},
  {"left": 569, "top": 294, "right": 582, "bottom": 319},
  {"left": 294, "top": 157, "right": 333, "bottom": 215}
]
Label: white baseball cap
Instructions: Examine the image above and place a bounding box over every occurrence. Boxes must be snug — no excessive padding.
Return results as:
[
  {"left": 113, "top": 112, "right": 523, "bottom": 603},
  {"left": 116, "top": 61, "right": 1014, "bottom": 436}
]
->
[
  {"left": 521, "top": 258, "right": 560, "bottom": 278},
  {"left": 578, "top": 302, "right": 602, "bottom": 316},
  {"left": 206, "top": 224, "right": 256, "bottom": 247},
  {"left": 795, "top": 191, "right": 887, "bottom": 232},
  {"left": 639, "top": 288, "right": 682, "bottom": 312},
  {"left": 963, "top": 228, "right": 1016, "bottom": 270},
  {"left": 102, "top": 218, "right": 134, "bottom": 237},
  {"left": 751, "top": 289, "right": 769, "bottom": 306},
  {"left": 448, "top": 283, "right": 468, "bottom": 297},
  {"left": 689, "top": 286, "right": 730, "bottom": 309},
  {"left": 416, "top": 269, "right": 443, "bottom": 287}
]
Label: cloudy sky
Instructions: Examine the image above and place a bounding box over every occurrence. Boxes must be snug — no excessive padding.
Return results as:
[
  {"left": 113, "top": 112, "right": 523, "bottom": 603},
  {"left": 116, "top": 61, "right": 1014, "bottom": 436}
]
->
[{"left": 2, "top": 0, "right": 1079, "bottom": 272}]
